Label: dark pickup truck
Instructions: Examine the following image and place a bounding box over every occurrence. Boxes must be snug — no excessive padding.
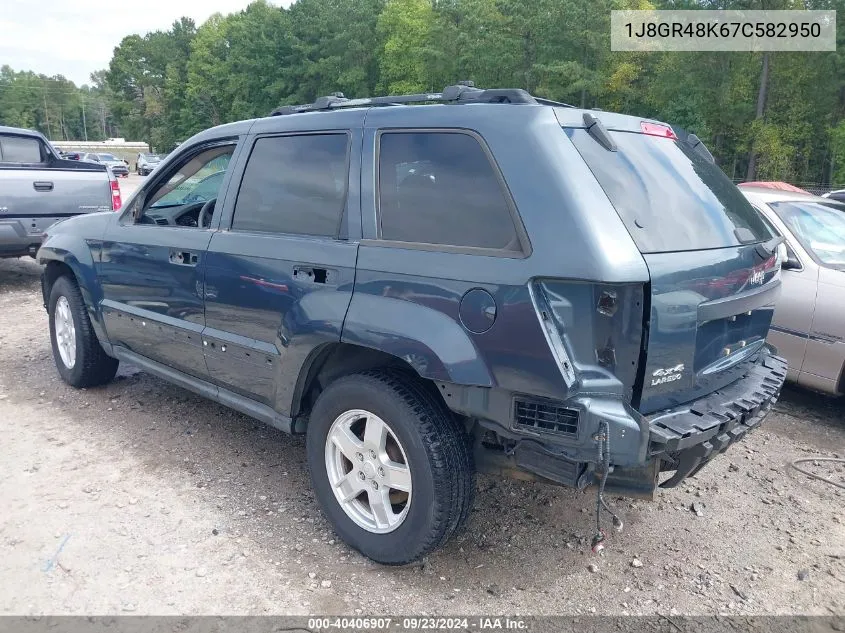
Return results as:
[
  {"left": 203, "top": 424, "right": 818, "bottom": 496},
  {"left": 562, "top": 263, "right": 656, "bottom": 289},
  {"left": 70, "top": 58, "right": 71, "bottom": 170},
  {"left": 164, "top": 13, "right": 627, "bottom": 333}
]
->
[
  {"left": 0, "top": 126, "right": 120, "bottom": 258},
  {"left": 37, "top": 84, "right": 787, "bottom": 564}
]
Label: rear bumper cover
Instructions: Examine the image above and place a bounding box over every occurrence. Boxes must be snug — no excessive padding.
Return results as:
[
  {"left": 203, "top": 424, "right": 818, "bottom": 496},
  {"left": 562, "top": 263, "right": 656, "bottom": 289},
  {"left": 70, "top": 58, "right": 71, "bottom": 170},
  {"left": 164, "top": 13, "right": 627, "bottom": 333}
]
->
[
  {"left": 472, "top": 347, "right": 787, "bottom": 495},
  {"left": 646, "top": 348, "right": 787, "bottom": 487}
]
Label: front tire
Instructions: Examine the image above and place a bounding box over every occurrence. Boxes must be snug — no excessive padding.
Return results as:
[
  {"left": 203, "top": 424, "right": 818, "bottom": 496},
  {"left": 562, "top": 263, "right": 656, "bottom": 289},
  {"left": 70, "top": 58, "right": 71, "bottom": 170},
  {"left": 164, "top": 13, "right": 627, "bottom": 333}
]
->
[
  {"left": 306, "top": 371, "right": 475, "bottom": 564},
  {"left": 49, "top": 275, "right": 118, "bottom": 388}
]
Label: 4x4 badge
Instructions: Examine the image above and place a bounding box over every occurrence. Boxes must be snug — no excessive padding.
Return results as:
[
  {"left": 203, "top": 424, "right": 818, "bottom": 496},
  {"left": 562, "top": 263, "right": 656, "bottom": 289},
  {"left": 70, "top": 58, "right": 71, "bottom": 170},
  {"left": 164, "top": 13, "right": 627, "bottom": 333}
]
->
[{"left": 652, "top": 363, "right": 685, "bottom": 386}]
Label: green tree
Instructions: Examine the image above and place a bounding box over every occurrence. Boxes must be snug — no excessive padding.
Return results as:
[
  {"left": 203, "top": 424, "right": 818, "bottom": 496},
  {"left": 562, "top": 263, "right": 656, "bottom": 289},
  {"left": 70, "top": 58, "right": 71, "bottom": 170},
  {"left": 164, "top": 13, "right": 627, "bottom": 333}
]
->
[
  {"left": 3, "top": 0, "right": 843, "bottom": 186},
  {"left": 286, "top": 0, "right": 385, "bottom": 102},
  {"left": 377, "top": 0, "right": 436, "bottom": 93}
]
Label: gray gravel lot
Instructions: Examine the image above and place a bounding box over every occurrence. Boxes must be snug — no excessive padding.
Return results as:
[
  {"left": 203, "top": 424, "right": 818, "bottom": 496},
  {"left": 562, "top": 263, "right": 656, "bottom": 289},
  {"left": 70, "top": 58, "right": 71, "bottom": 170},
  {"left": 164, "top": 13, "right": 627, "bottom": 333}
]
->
[{"left": 0, "top": 255, "right": 842, "bottom": 616}]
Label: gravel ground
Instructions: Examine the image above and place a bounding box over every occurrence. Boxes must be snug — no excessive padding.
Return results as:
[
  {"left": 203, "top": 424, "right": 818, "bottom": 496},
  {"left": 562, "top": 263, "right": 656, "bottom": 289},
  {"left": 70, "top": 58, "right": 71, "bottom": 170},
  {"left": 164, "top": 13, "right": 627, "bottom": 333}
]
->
[{"left": 0, "top": 256, "right": 843, "bottom": 616}]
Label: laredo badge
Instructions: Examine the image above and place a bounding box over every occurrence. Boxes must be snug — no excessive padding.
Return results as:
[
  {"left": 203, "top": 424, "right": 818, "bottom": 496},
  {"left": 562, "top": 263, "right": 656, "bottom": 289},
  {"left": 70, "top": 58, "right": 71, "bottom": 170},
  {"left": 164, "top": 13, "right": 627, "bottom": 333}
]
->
[{"left": 651, "top": 363, "right": 685, "bottom": 386}]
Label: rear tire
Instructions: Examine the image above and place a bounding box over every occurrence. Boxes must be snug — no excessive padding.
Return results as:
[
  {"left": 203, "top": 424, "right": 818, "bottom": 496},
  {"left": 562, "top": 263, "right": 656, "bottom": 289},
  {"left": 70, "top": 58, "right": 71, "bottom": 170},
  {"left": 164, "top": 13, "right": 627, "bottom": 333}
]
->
[
  {"left": 306, "top": 370, "right": 475, "bottom": 564},
  {"left": 49, "top": 275, "right": 118, "bottom": 388}
]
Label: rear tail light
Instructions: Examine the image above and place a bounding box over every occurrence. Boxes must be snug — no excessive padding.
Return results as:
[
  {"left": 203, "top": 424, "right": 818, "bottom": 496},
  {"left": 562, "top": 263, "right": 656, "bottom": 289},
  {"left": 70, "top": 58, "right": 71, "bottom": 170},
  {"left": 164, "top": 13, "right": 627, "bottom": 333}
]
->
[
  {"left": 640, "top": 121, "right": 678, "bottom": 140},
  {"left": 530, "top": 281, "right": 645, "bottom": 401},
  {"left": 111, "top": 180, "right": 122, "bottom": 211}
]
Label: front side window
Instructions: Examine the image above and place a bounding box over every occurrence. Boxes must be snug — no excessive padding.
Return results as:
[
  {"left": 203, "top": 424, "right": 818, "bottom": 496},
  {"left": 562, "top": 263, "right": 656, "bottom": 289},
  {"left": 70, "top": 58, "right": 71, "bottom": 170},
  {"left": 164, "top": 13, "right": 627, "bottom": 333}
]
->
[
  {"left": 136, "top": 144, "right": 235, "bottom": 228},
  {"left": 770, "top": 200, "right": 845, "bottom": 269},
  {"left": 232, "top": 134, "right": 349, "bottom": 237},
  {"left": 377, "top": 131, "right": 521, "bottom": 252},
  {"left": 0, "top": 135, "right": 43, "bottom": 163},
  {"left": 149, "top": 146, "right": 233, "bottom": 209}
]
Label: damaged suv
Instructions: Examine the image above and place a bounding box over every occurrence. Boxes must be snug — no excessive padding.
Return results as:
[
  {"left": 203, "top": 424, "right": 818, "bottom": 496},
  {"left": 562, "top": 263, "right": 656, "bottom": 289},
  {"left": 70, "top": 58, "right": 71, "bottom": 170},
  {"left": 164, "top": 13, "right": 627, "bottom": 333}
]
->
[{"left": 38, "top": 84, "right": 787, "bottom": 564}]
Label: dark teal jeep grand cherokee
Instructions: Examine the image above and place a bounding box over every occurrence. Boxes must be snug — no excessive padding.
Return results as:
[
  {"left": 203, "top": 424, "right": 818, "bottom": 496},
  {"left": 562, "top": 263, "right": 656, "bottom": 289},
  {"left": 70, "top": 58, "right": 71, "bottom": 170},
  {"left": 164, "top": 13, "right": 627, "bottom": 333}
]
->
[{"left": 38, "top": 84, "right": 787, "bottom": 563}]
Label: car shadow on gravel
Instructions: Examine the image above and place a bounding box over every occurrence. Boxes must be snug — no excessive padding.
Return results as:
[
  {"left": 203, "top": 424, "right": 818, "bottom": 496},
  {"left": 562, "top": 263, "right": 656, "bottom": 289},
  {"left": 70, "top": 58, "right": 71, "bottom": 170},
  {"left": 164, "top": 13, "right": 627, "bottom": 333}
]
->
[
  {"left": 776, "top": 385, "right": 845, "bottom": 428},
  {"left": 0, "top": 257, "right": 42, "bottom": 291},
  {"left": 769, "top": 385, "right": 845, "bottom": 450}
]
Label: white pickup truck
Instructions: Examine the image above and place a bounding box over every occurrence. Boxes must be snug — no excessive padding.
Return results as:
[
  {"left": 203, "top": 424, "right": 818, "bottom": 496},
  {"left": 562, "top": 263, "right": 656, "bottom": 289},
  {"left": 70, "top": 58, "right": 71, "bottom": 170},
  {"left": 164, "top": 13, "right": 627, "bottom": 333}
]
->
[{"left": 0, "top": 125, "right": 120, "bottom": 258}]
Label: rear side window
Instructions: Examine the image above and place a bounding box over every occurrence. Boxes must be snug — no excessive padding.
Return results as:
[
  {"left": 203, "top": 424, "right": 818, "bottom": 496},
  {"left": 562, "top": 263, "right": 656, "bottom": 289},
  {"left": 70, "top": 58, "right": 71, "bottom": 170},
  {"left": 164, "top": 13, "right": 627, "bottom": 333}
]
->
[
  {"left": 233, "top": 134, "right": 349, "bottom": 237},
  {"left": 567, "top": 128, "right": 770, "bottom": 253},
  {"left": 378, "top": 131, "right": 521, "bottom": 252},
  {"left": 0, "top": 135, "right": 43, "bottom": 163}
]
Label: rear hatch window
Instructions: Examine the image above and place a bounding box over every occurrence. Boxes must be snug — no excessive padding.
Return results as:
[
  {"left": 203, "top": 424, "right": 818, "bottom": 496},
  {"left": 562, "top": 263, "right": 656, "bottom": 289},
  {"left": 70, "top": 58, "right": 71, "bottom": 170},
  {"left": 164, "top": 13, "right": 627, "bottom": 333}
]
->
[{"left": 566, "top": 128, "right": 770, "bottom": 253}]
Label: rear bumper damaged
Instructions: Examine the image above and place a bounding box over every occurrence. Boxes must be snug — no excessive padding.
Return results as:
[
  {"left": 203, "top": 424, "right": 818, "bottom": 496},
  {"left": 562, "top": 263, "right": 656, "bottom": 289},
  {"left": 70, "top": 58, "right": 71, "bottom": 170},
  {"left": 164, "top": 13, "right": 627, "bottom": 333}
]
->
[
  {"left": 474, "top": 347, "right": 787, "bottom": 498},
  {"left": 647, "top": 349, "right": 787, "bottom": 488}
]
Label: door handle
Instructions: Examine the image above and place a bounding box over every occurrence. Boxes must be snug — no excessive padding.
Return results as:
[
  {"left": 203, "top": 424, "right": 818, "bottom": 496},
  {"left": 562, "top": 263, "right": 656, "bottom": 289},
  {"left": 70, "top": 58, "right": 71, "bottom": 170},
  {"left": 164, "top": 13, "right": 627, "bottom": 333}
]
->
[
  {"left": 33, "top": 181, "right": 54, "bottom": 192},
  {"left": 293, "top": 265, "right": 330, "bottom": 284},
  {"left": 169, "top": 250, "right": 199, "bottom": 266}
]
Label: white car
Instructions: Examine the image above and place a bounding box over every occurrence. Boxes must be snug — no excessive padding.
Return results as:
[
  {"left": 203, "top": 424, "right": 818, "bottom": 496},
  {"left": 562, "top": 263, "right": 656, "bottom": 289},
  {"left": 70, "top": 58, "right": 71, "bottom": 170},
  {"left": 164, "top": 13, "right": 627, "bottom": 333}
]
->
[{"left": 742, "top": 186, "right": 845, "bottom": 395}]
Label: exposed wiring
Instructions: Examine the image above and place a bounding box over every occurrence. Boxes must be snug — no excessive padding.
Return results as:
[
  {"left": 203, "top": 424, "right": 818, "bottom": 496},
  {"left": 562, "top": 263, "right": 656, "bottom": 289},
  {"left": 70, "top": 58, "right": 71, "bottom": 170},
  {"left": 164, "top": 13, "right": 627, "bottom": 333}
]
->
[
  {"left": 791, "top": 457, "right": 845, "bottom": 490},
  {"left": 591, "top": 420, "right": 623, "bottom": 554}
]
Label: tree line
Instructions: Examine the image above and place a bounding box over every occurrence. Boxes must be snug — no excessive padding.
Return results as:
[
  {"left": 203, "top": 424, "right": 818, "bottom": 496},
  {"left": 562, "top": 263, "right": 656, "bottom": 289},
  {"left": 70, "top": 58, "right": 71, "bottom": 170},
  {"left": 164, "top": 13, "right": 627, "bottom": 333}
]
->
[
  {"left": 0, "top": 67, "right": 115, "bottom": 142},
  {"left": 1, "top": 0, "right": 843, "bottom": 184}
]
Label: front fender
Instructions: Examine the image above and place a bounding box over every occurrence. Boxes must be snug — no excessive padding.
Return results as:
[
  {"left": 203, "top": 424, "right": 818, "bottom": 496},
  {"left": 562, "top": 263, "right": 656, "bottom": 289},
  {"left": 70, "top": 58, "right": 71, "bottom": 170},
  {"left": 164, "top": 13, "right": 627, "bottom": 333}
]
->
[
  {"left": 341, "top": 294, "right": 494, "bottom": 387},
  {"left": 38, "top": 233, "right": 110, "bottom": 351}
]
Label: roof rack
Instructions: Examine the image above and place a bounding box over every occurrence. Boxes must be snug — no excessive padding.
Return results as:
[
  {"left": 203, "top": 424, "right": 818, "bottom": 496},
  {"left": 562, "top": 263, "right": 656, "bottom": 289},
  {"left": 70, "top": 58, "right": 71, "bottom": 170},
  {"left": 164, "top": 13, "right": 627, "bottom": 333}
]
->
[{"left": 269, "top": 82, "right": 574, "bottom": 116}]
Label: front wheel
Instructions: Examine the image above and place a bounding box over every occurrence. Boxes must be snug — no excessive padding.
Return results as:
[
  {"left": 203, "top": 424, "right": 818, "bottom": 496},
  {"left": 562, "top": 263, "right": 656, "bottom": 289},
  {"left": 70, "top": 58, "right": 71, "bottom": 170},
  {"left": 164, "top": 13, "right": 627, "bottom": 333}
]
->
[
  {"left": 49, "top": 275, "right": 119, "bottom": 388},
  {"left": 306, "top": 371, "right": 475, "bottom": 564}
]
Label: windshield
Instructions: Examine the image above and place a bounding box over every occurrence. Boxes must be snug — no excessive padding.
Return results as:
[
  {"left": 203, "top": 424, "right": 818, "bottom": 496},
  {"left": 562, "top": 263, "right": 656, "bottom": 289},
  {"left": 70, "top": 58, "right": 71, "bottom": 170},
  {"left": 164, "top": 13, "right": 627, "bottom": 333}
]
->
[
  {"left": 146, "top": 155, "right": 162, "bottom": 162},
  {"left": 770, "top": 200, "right": 845, "bottom": 268},
  {"left": 567, "top": 128, "right": 770, "bottom": 253},
  {"left": 98, "top": 153, "right": 119, "bottom": 161}
]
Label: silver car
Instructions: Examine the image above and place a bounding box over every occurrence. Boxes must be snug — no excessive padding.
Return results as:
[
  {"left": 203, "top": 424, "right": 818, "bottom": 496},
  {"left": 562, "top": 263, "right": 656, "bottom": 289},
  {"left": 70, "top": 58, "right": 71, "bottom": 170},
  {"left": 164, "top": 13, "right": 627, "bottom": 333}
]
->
[
  {"left": 136, "top": 152, "right": 163, "bottom": 176},
  {"left": 81, "top": 152, "right": 129, "bottom": 177},
  {"left": 742, "top": 187, "right": 845, "bottom": 395}
]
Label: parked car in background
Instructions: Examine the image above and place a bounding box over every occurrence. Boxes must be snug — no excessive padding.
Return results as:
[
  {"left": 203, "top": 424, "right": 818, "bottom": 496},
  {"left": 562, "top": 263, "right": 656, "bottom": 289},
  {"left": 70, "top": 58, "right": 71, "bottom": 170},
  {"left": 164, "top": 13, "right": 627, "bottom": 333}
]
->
[
  {"left": 743, "top": 186, "right": 845, "bottom": 395},
  {"left": 81, "top": 152, "right": 129, "bottom": 178},
  {"left": 822, "top": 189, "right": 845, "bottom": 204},
  {"left": 0, "top": 125, "right": 120, "bottom": 259},
  {"left": 60, "top": 151, "right": 83, "bottom": 160},
  {"left": 136, "top": 153, "right": 163, "bottom": 176},
  {"left": 37, "top": 84, "right": 787, "bottom": 564}
]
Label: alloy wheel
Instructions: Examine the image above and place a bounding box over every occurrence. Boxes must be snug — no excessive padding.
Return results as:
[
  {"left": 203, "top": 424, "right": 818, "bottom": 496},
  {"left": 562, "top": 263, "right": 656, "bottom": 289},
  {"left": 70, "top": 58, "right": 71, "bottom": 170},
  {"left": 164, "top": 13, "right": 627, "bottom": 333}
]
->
[{"left": 324, "top": 409, "right": 412, "bottom": 534}]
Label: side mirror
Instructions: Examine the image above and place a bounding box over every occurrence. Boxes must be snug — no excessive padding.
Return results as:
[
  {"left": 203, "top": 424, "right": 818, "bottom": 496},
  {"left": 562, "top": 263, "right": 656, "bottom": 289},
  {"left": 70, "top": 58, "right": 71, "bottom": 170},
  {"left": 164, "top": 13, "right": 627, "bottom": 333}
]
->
[
  {"left": 781, "top": 244, "right": 801, "bottom": 270},
  {"left": 129, "top": 195, "right": 146, "bottom": 224},
  {"left": 783, "top": 255, "right": 801, "bottom": 270}
]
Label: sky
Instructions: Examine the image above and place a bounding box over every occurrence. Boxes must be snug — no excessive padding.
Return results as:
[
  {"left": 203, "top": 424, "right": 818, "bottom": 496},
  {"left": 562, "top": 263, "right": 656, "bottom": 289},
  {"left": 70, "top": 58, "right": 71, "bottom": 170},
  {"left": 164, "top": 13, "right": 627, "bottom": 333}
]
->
[{"left": 0, "top": 0, "right": 293, "bottom": 87}]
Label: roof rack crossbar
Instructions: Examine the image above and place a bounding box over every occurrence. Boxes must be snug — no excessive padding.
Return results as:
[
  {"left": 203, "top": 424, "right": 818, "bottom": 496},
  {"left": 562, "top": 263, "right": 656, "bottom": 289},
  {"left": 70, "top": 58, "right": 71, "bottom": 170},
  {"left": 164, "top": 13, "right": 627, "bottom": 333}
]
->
[{"left": 270, "top": 84, "right": 539, "bottom": 116}]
